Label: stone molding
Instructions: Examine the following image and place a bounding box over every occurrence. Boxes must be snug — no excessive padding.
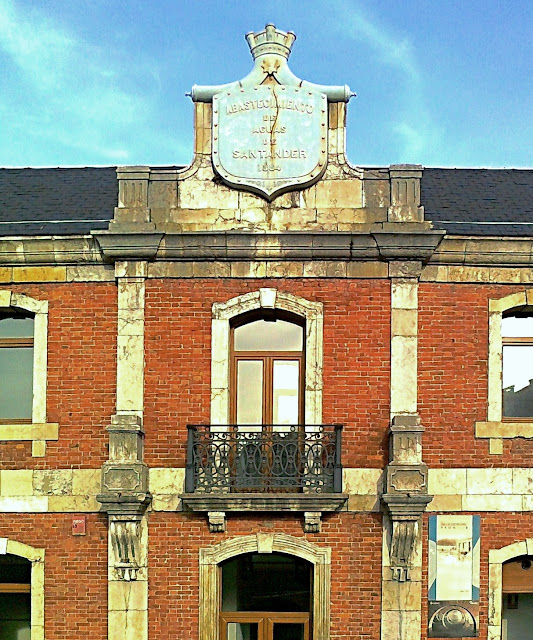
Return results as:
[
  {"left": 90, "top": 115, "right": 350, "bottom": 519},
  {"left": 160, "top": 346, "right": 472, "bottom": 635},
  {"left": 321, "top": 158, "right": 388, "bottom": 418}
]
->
[
  {"left": 199, "top": 534, "right": 331, "bottom": 640},
  {"left": 181, "top": 493, "right": 348, "bottom": 532},
  {"left": 0, "top": 290, "right": 54, "bottom": 457},
  {"left": 211, "top": 288, "right": 323, "bottom": 426},
  {"left": 476, "top": 289, "right": 533, "bottom": 454},
  {"left": 0, "top": 537, "right": 45, "bottom": 640}
]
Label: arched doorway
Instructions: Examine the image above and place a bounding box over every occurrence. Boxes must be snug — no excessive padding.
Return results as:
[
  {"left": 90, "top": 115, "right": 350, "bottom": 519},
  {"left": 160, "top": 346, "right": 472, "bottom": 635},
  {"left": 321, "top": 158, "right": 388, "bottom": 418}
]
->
[
  {"left": 199, "top": 533, "right": 331, "bottom": 640},
  {"left": 220, "top": 552, "right": 311, "bottom": 640},
  {"left": 0, "top": 553, "right": 31, "bottom": 639},
  {"left": 502, "top": 555, "right": 533, "bottom": 639}
]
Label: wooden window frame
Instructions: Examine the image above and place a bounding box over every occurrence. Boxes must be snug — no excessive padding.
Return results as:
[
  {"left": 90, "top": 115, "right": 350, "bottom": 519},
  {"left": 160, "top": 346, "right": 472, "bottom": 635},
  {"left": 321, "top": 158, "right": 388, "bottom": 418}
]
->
[
  {"left": 230, "top": 312, "right": 306, "bottom": 427},
  {"left": 502, "top": 309, "right": 533, "bottom": 423},
  {"left": 0, "top": 313, "right": 34, "bottom": 425},
  {"left": 220, "top": 611, "right": 310, "bottom": 640}
]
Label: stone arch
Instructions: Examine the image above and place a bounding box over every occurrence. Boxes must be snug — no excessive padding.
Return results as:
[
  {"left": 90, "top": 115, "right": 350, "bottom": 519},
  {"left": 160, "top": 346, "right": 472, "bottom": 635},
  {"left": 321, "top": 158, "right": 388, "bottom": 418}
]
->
[
  {"left": 211, "top": 288, "right": 324, "bottom": 425},
  {"left": 0, "top": 537, "right": 45, "bottom": 640},
  {"left": 199, "top": 533, "right": 331, "bottom": 640},
  {"left": 487, "top": 538, "right": 533, "bottom": 640}
]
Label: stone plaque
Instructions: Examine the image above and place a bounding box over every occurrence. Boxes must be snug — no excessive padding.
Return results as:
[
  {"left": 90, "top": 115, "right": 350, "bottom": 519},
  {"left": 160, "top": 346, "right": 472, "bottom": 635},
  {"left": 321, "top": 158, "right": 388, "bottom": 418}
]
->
[{"left": 213, "top": 85, "right": 327, "bottom": 199}]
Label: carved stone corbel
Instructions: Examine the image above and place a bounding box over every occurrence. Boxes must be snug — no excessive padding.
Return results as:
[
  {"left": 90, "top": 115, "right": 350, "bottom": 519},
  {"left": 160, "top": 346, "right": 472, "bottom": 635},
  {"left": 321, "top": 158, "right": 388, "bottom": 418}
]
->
[
  {"left": 97, "top": 414, "right": 151, "bottom": 580},
  {"left": 109, "top": 516, "right": 142, "bottom": 581},
  {"left": 303, "top": 511, "right": 322, "bottom": 533},
  {"left": 381, "top": 414, "right": 432, "bottom": 581},
  {"left": 207, "top": 511, "right": 226, "bottom": 533}
]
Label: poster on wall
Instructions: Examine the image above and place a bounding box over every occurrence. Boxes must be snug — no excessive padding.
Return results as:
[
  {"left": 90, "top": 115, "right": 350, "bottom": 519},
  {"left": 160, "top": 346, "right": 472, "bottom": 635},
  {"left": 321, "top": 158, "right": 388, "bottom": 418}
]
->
[{"left": 428, "top": 515, "right": 480, "bottom": 638}]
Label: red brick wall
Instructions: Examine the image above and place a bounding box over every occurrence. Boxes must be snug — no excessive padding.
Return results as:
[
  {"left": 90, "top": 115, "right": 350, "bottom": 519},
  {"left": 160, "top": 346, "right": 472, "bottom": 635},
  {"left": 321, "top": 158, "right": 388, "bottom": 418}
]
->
[
  {"left": 144, "top": 278, "right": 391, "bottom": 469},
  {"left": 421, "top": 512, "right": 533, "bottom": 640},
  {"left": 149, "top": 511, "right": 383, "bottom": 640},
  {"left": 418, "top": 283, "right": 533, "bottom": 467},
  {"left": 0, "top": 513, "right": 108, "bottom": 639},
  {"left": 1, "top": 283, "right": 116, "bottom": 469}
]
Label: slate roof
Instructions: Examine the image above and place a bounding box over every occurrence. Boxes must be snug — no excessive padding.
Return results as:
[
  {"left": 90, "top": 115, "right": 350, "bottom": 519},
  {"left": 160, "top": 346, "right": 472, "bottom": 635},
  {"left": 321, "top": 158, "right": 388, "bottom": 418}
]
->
[
  {"left": 421, "top": 168, "right": 533, "bottom": 236},
  {"left": 0, "top": 166, "right": 532, "bottom": 237},
  {"left": 0, "top": 167, "right": 117, "bottom": 235}
]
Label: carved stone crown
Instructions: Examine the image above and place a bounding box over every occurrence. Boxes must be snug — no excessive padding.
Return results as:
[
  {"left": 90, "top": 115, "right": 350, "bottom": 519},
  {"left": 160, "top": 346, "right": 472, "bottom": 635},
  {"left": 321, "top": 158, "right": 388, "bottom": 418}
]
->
[{"left": 245, "top": 23, "right": 296, "bottom": 60}]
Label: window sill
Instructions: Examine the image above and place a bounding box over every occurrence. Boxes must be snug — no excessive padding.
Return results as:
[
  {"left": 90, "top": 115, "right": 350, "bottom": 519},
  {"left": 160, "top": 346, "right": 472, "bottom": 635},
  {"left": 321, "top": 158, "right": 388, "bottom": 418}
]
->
[
  {"left": 475, "top": 421, "right": 533, "bottom": 438},
  {"left": 0, "top": 423, "right": 59, "bottom": 457},
  {"left": 475, "top": 421, "right": 533, "bottom": 455}
]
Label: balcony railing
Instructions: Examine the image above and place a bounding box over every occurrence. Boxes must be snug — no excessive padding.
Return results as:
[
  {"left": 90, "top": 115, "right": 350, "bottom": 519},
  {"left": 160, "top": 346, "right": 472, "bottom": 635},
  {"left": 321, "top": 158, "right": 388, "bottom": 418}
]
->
[{"left": 185, "top": 424, "right": 343, "bottom": 494}]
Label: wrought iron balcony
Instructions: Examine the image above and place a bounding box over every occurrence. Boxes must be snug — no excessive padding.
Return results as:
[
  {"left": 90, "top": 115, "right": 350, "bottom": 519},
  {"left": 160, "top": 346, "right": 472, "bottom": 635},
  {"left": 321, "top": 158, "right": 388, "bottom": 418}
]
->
[{"left": 185, "top": 424, "right": 343, "bottom": 494}]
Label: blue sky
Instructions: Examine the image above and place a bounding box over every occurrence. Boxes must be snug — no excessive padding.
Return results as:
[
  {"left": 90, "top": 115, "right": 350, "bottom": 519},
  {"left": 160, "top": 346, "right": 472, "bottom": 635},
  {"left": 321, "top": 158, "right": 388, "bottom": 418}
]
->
[{"left": 0, "top": 0, "right": 531, "bottom": 168}]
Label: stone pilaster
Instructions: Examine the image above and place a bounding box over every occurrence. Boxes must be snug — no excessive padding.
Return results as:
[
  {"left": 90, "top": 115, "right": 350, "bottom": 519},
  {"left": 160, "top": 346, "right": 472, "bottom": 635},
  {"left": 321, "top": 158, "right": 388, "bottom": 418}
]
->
[
  {"left": 381, "top": 263, "right": 431, "bottom": 640},
  {"left": 97, "top": 261, "right": 150, "bottom": 640}
]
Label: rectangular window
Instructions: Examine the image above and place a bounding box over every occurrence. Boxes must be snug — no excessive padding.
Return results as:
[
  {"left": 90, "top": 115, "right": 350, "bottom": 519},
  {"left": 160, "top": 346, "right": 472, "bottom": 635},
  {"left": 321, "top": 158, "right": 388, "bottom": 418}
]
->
[
  {"left": 502, "top": 314, "right": 533, "bottom": 419},
  {"left": 0, "top": 314, "right": 34, "bottom": 423}
]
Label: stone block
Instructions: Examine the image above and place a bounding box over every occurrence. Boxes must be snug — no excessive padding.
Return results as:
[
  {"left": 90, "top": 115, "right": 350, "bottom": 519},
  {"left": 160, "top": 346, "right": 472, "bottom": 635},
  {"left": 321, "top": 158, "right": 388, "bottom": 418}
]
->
[
  {"left": 346, "top": 262, "right": 388, "bottom": 278},
  {"left": 230, "top": 262, "right": 268, "bottom": 278},
  {"left": 66, "top": 265, "right": 115, "bottom": 282},
  {"left": 390, "top": 336, "right": 417, "bottom": 414},
  {"left": 109, "top": 580, "right": 148, "bottom": 611},
  {"left": 33, "top": 469, "right": 73, "bottom": 496},
  {"left": 72, "top": 469, "right": 101, "bottom": 496},
  {"left": 1, "top": 470, "right": 33, "bottom": 496},
  {"left": 13, "top": 266, "right": 67, "bottom": 282},
  {"left": 462, "top": 495, "right": 522, "bottom": 511},
  {"left": 381, "top": 579, "right": 421, "bottom": 611},
  {"left": 48, "top": 495, "right": 100, "bottom": 512},
  {"left": 391, "top": 309, "right": 417, "bottom": 337},
  {"left": 380, "top": 610, "right": 421, "bottom": 639},
  {"left": 391, "top": 279, "right": 418, "bottom": 310},
  {"left": 149, "top": 468, "right": 185, "bottom": 495},
  {"left": 31, "top": 440, "right": 47, "bottom": 457},
  {"left": 466, "top": 468, "right": 513, "bottom": 495},
  {"left": 315, "top": 179, "right": 363, "bottom": 209},
  {"left": 346, "top": 495, "right": 380, "bottom": 512},
  {"left": 179, "top": 179, "right": 239, "bottom": 210},
  {"left": 427, "top": 495, "right": 463, "bottom": 511},
  {"left": 428, "top": 469, "right": 467, "bottom": 495},
  {"left": 118, "top": 309, "right": 145, "bottom": 336},
  {"left": 151, "top": 495, "right": 182, "bottom": 511},
  {"left": 0, "top": 268, "right": 13, "bottom": 283},
  {"left": 0, "top": 497, "right": 48, "bottom": 512},
  {"left": 343, "top": 468, "right": 382, "bottom": 495}
]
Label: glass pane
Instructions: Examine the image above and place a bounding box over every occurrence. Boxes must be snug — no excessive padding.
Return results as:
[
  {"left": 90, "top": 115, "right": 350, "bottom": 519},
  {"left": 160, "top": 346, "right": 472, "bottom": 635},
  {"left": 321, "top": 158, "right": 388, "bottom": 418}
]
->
[
  {"left": 221, "top": 553, "right": 311, "bottom": 612},
  {"left": 0, "top": 316, "right": 33, "bottom": 339},
  {"left": 237, "top": 360, "right": 263, "bottom": 425},
  {"left": 0, "top": 594, "right": 31, "bottom": 640},
  {"left": 227, "top": 622, "right": 258, "bottom": 640},
  {"left": 0, "top": 554, "right": 31, "bottom": 583},
  {"left": 273, "top": 623, "right": 305, "bottom": 640},
  {"left": 273, "top": 361, "right": 299, "bottom": 425},
  {"left": 0, "top": 347, "right": 33, "bottom": 420},
  {"left": 502, "top": 315, "right": 533, "bottom": 338},
  {"left": 502, "top": 593, "right": 533, "bottom": 640},
  {"left": 503, "top": 345, "right": 533, "bottom": 417},
  {"left": 234, "top": 320, "right": 303, "bottom": 351}
]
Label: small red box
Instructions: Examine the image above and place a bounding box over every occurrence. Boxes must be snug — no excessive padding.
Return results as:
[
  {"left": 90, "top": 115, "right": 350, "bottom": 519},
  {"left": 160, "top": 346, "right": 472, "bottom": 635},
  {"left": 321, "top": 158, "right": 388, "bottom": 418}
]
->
[{"left": 72, "top": 516, "right": 86, "bottom": 536}]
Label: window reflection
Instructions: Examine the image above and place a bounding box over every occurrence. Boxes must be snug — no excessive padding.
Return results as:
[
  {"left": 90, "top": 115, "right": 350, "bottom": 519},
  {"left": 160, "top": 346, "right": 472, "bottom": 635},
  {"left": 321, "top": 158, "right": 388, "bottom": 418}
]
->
[{"left": 502, "top": 312, "right": 533, "bottom": 418}]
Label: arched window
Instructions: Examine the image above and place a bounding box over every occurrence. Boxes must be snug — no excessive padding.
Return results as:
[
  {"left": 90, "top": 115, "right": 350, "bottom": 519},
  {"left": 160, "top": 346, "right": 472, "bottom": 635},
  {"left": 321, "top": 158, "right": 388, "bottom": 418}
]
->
[
  {"left": 502, "top": 555, "right": 533, "bottom": 639},
  {"left": 231, "top": 312, "right": 305, "bottom": 426},
  {"left": 220, "top": 552, "right": 311, "bottom": 640}
]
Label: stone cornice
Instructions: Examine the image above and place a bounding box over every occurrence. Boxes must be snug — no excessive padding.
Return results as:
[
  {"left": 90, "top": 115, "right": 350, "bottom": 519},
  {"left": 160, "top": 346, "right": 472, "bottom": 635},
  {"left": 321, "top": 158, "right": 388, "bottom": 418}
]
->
[{"left": 1, "top": 231, "right": 532, "bottom": 268}]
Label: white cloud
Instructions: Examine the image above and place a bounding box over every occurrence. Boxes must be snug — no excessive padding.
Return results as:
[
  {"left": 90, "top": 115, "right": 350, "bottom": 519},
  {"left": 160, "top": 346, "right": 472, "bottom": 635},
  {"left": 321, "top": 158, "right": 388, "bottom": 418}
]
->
[
  {"left": 0, "top": 0, "right": 155, "bottom": 162},
  {"left": 327, "top": 0, "right": 441, "bottom": 162}
]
